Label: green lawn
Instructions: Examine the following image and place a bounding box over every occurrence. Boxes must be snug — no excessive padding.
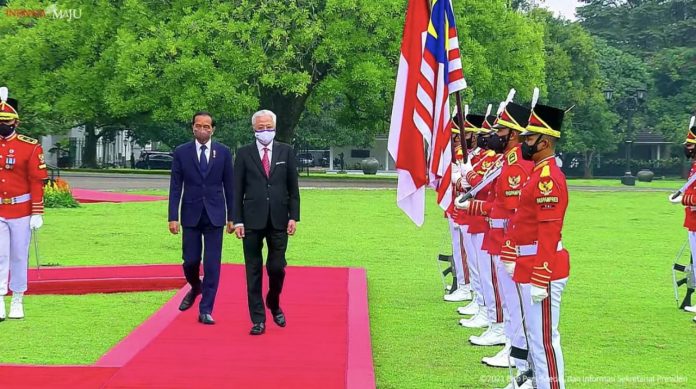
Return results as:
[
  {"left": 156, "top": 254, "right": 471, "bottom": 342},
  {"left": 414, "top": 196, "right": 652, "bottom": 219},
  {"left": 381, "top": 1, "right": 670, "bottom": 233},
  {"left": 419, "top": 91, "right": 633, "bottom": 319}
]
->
[
  {"left": 5, "top": 189, "right": 696, "bottom": 388},
  {"left": 0, "top": 291, "right": 174, "bottom": 364}
]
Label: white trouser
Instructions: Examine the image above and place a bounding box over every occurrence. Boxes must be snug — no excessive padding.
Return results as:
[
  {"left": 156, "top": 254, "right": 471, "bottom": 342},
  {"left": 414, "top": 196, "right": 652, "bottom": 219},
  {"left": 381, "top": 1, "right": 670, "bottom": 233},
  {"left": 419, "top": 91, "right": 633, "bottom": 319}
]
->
[
  {"left": 495, "top": 256, "right": 528, "bottom": 371},
  {"left": 473, "top": 233, "right": 503, "bottom": 324},
  {"left": 0, "top": 216, "right": 31, "bottom": 296},
  {"left": 521, "top": 278, "right": 568, "bottom": 389},
  {"left": 688, "top": 232, "right": 696, "bottom": 274},
  {"left": 461, "top": 225, "right": 483, "bottom": 306},
  {"left": 448, "top": 218, "right": 468, "bottom": 286}
]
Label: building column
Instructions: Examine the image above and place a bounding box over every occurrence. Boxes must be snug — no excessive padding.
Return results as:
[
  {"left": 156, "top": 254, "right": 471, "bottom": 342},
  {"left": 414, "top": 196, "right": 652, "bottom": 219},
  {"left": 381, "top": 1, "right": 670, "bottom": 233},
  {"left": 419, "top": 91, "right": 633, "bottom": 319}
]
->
[{"left": 329, "top": 148, "right": 334, "bottom": 171}]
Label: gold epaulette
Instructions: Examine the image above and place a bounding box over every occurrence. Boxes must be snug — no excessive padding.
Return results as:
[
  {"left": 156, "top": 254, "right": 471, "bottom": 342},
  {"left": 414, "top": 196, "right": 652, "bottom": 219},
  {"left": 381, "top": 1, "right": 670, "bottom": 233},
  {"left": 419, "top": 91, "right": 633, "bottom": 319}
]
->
[
  {"left": 486, "top": 150, "right": 495, "bottom": 157},
  {"left": 17, "top": 134, "right": 38, "bottom": 145},
  {"left": 507, "top": 150, "right": 518, "bottom": 165},
  {"left": 541, "top": 165, "right": 551, "bottom": 177}
]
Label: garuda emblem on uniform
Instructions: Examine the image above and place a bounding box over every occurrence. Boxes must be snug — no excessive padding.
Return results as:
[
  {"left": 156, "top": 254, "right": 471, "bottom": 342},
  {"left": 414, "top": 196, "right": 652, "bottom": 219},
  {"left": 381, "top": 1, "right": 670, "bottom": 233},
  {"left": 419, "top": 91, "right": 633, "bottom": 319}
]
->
[
  {"left": 508, "top": 175, "right": 521, "bottom": 189},
  {"left": 482, "top": 161, "right": 492, "bottom": 170},
  {"left": 538, "top": 179, "right": 554, "bottom": 196}
]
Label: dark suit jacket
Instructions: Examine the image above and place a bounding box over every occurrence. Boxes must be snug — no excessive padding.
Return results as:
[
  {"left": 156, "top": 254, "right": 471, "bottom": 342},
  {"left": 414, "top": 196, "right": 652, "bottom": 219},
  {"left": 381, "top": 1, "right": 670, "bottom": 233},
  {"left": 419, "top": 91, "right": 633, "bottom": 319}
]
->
[
  {"left": 233, "top": 141, "right": 300, "bottom": 230},
  {"left": 168, "top": 141, "right": 234, "bottom": 227}
]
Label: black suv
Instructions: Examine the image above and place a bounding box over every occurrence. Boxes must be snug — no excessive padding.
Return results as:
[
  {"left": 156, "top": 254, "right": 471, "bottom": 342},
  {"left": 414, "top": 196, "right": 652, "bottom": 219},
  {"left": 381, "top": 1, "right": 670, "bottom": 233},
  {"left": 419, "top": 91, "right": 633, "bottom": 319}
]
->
[{"left": 135, "top": 151, "right": 173, "bottom": 170}]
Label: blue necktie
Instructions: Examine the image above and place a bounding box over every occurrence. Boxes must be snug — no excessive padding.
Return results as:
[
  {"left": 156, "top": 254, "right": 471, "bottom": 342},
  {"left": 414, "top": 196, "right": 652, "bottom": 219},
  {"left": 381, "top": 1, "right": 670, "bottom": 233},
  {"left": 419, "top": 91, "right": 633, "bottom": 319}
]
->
[{"left": 199, "top": 145, "right": 208, "bottom": 173}]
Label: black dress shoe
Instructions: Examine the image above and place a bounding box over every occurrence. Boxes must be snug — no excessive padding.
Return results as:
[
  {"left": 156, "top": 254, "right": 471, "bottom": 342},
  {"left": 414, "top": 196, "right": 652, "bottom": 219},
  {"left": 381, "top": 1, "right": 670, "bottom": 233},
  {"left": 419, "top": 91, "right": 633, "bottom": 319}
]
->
[
  {"left": 178, "top": 289, "right": 200, "bottom": 311},
  {"left": 250, "top": 322, "right": 265, "bottom": 335},
  {"left": 271, "top": 310, "right": 286, "bottom": 327},
  {"left": 198, "top": 313, "right": 215, "bottom": 325}
]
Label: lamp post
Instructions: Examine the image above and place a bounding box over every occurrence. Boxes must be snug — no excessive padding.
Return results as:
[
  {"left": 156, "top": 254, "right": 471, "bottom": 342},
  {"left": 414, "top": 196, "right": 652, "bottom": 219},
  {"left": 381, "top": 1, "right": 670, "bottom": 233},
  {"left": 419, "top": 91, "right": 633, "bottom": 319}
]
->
[{"left": 603, "top": 87, "right": 647, "bottom": 186}]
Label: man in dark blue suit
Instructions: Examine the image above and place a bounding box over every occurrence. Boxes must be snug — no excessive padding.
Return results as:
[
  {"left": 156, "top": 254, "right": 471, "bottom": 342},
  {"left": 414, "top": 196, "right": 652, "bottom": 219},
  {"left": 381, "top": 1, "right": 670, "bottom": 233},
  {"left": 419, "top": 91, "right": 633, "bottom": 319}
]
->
[{"left": 168, "top": 112, "right": 235, "bottom": 325}]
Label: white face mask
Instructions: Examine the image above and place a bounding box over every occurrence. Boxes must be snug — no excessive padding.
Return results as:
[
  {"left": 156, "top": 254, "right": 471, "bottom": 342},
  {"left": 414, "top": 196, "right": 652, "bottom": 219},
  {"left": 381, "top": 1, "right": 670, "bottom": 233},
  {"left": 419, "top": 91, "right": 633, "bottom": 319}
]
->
[{"left": 255, "top": 129, "right": 276, "bottom": 146}]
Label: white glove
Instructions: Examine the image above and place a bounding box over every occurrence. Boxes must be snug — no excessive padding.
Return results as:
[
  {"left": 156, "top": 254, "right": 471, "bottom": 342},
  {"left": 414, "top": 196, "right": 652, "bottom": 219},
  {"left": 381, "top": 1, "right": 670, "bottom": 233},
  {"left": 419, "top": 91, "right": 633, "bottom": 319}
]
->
[
  {"left": 454, "top": 198, "right": 471, "bottom": 211},
  {"left": 503, "top": 261, "right": 515, "bottom": 276},
  {"left": 30, "top": 215, "right": 44, "bottom": 230},
  {"left": 530, "top": 285, "right": 549, "bottom": 304},
  {"left": 669, "top": 193, "right": 683, "bottom": 205},
  {"left": 451, "top": 163, "right": 462, "bottom": 185}
]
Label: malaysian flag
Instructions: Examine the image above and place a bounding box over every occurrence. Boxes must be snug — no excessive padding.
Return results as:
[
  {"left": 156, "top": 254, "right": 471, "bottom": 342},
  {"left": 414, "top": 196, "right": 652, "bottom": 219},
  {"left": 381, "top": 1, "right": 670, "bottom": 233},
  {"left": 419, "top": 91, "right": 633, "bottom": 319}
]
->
[{"left": 388, "top": 0, "right": 466, "bottom": 225}]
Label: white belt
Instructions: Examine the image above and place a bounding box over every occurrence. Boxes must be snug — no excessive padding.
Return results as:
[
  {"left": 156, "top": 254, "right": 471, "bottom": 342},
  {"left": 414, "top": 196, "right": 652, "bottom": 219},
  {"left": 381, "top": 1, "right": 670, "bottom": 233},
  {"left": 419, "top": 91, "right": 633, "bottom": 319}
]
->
[
  {"left": 518, "top": 241, "right": 563, "bottom": 257},
  {"left": 0, "top": 193, "right": 30, "bottom": 205},
  {"left": 489, "top": 218, "right": 507, "bottom": 229}
]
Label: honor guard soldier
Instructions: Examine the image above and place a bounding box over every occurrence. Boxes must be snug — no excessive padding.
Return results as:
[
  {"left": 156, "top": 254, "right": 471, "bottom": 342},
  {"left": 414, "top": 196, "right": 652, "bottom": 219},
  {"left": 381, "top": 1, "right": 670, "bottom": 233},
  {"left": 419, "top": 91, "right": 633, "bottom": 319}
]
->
[
  {"left": 501, "top": 101, "right": 570, "bottom": 389},
  {"left": 452, "top": 111, "right": 488, "bottom": 317},
  {"left": 670, "top": 116, "right": 696, "bottom": 320},
  {"left": 457, "top": 106, "right": 502, "bottom": 331},
  {"left": 0, "top": 87, "right": 48, "bottom": 321},
  {"left": 444, "top": 112, "right": 473, "bottom": 303},
  {"left": 465, "top": 97, "right": 535, "bottom": 367}
]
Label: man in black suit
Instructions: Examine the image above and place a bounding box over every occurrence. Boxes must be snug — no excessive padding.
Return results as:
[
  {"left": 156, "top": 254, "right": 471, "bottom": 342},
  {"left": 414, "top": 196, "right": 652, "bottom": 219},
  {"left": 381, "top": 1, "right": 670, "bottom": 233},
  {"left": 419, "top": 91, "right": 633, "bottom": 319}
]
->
[
  {"left": 234, "top": 109, "right": 300, "bottom": 335},
  {"left": 168, "top": 112, "right": 235, "bottom": 325}
]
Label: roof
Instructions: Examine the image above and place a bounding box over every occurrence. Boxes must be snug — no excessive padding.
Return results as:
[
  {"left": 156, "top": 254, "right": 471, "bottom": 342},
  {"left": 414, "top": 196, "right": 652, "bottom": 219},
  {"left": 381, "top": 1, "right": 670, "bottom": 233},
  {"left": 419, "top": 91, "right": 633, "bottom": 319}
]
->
[{"left": 633, "top": 130, "right": 671, "bottom": 144}]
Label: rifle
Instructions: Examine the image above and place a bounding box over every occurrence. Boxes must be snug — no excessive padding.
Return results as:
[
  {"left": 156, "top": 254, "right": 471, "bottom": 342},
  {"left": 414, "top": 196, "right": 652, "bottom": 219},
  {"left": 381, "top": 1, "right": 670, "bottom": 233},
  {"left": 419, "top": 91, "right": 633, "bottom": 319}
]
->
[{"left": 671, "top": 239, "right": 694, "bottom": 308}]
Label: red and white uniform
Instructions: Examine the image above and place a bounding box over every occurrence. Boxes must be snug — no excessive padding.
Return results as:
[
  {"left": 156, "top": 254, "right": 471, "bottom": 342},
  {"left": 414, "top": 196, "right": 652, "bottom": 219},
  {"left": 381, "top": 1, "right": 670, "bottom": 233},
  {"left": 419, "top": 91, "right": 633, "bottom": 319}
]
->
[
  {"left": 449, "top": 147, "right": 486, "bottom": 306},
  {"left": 506, "top": 155, "right": 569, "bottom": 389},
  {"left": 0, "top": 133, "right": 47, "bottom": 218},
  {"left": 472, "top": 145, "right": 533, "bottom": 368},
  {"left": 681, "top": 161, "right": 696, "bottom": 231},
  {"left": 463, "top": 150, "right": 503, "bottom": 324},
  {"left": 679, "top": 162, "right": 696, "bottom": 279},
  {"left": 0, "top": 132, "right": 47, "bottom": 296}
]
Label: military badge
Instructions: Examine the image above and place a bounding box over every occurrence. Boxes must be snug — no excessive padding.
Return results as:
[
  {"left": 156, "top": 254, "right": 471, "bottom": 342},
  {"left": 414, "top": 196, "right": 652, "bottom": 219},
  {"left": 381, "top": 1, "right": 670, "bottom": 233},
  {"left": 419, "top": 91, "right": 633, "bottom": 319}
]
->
[
  {"left": 508, "top": 175, "right": 521, "bottom": 189},
  {"left": 538, "top": 179, "right": 554, "bottom": 196}
]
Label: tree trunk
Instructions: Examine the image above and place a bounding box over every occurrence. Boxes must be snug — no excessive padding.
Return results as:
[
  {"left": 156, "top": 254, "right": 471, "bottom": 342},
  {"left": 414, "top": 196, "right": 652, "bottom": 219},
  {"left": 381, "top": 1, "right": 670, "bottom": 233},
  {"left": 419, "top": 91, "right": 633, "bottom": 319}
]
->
[
  {"left": 583, "top": 150, "right": 594, "bottom": 179},
  {"left": 259, "top": 90, "right": 311, "bottom": 145},
  {"left": 82, "top": 123, "right": 100, "bottom": 168}
]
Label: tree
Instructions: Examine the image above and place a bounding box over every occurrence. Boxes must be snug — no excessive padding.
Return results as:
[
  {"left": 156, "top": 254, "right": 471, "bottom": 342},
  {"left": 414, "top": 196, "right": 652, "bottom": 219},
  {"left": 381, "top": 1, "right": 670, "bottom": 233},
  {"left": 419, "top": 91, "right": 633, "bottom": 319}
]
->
[
  {"left": 531, "top": 8, "right": 619, "bottom": 177},
  {"left": 1, "top": 0, "right": 549, "bottom": 158},
  {"left": 579, "top": 0, "right": 696, "bottom": 149},
  {"left": 0, "top": 0, "right": 130, "bottom": 167}
]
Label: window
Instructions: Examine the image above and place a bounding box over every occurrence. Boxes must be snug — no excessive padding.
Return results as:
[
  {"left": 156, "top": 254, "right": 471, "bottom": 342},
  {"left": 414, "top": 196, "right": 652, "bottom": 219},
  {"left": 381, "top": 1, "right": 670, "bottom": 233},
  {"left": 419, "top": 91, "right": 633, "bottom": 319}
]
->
[{"left": 351, "top": 149, "right": 370, "bottom": 158}]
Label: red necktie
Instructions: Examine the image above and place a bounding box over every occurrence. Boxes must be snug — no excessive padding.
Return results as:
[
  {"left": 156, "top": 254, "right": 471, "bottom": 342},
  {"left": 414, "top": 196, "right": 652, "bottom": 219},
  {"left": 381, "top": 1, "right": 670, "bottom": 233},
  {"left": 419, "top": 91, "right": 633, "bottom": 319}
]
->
[{"left": 262, "top": 148, "right": 270, "bottom": 177}]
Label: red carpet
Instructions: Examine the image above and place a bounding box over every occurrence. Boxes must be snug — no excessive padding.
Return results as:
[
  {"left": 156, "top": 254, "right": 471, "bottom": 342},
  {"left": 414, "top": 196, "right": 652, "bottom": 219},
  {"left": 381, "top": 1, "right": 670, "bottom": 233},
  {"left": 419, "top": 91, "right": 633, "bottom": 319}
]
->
[
  {"left": 2, "top": 264, "right": 375, "bottom": 389},
  {"left": 72, "top": 189, "right": 167, "bottom": 203}
]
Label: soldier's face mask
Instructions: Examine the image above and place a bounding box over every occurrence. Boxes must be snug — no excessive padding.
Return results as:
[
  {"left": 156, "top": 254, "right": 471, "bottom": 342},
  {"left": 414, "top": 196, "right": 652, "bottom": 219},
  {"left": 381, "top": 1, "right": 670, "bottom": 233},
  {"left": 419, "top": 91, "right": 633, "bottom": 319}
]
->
[
  {"left": 0, "top": 121, "right": 16, "bottom": 137},
  {"left": 684, "top": 145, "right": 696, "bottom": 159},
  {"left": 477, "top": 134, "right": 489, "bottom": 149},
  {"left": 522, "top": 135, "right": 545, "bottom": 161},
  {"left": 488, "top": 130, "right": 510, "bottom": 154}
]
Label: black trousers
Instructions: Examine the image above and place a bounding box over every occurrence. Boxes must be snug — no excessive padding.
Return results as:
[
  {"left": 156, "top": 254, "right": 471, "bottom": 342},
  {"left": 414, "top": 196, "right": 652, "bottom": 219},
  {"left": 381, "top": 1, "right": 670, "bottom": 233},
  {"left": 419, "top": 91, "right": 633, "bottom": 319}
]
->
[
  {"left": 182, "top": 211, "right": 223, "bottom": 315},
  {"left": 243, "top": 219, "right": 288, "bottom": 324}
]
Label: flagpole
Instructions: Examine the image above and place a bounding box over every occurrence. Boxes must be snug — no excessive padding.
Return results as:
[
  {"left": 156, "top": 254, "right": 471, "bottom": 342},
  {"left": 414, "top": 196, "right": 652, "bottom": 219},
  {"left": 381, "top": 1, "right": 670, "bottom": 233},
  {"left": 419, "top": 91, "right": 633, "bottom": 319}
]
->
[{"left": 454, "top": 91, "right": 468, "bottom": 162}]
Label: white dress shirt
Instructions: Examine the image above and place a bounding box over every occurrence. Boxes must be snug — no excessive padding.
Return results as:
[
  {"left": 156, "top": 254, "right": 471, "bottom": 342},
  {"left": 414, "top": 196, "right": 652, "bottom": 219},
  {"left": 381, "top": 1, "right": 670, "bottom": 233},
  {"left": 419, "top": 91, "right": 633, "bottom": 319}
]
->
[
  {"left": 195, "top": 139, "right": 212, "bottom": 162},
  {"left": 256, "top": 140, "right": 273, "bottom": 162}
]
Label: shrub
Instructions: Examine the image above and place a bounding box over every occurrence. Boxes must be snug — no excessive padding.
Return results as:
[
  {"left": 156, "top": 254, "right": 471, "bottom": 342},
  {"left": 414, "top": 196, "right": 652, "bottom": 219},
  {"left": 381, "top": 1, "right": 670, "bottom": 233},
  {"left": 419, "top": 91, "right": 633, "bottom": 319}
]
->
[{"left": 44, "top": 178, "right": 80, "bottom": 208}]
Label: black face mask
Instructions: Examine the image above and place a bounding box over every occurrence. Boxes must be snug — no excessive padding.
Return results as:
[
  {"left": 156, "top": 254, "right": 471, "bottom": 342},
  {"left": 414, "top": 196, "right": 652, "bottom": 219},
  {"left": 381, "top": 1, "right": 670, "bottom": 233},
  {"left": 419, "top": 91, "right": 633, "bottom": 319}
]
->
[
  {"left": 477, "top": 134, "right": 489, "bottom": 150},
  {"left": 487, "top": 133, "right": 509, "bottom": 154},
  {"left": 521, "top": 135, "right": 544, "bottom": 161},
  {"left": 685, "top": 145, "right": 696, "bottom": 159},
  {"left": 0, "top": 123, "right": 15, "bottom": 137}
]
